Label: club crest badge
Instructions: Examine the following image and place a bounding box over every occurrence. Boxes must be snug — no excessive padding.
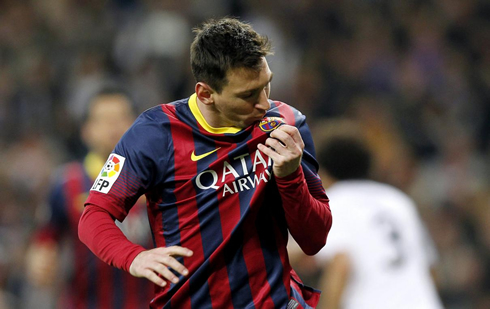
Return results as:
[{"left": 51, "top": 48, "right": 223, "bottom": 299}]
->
[{"left": 259, "top": 117, "right": 285, "bottom": 132}]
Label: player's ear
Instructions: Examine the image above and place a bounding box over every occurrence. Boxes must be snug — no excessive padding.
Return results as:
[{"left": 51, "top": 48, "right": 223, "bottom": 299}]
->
[{"left": 196, "top": 82, "right": 215, "bottom": 105}]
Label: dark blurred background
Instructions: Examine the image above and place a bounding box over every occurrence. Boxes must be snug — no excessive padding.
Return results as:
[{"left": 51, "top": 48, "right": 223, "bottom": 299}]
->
[{"left": 0, "top": 0, "right": 489, "bottom": 308}]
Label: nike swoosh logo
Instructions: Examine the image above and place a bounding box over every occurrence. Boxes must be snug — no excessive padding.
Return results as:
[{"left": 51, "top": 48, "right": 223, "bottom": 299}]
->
[{"left": 191, "top": 148, "right": 221, "bottom": 161}]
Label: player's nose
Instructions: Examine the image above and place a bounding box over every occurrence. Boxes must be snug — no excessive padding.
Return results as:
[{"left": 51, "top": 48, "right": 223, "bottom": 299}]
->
[{"left": 255, "top": 90, "right": 270, "bottom": 112}]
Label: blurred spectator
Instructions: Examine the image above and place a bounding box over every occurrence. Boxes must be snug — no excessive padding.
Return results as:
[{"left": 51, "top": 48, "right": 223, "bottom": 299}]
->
[
  {"left": 24, "top": 86, "right": 153, "bottom": 308},
  {"left": 0, "top": 136, "right": 61, "bottom": 308},
  {"left": 113, "top": 2, "right": 192, "bottom": 111},
  {"left": 293, "top": 119, "right": 443, "bottom": 309}
]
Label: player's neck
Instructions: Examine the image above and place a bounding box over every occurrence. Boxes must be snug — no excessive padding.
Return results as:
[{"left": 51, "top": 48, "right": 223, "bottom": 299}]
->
[{"left": 196, "top": 97, "right": 232, "bottom": 128}]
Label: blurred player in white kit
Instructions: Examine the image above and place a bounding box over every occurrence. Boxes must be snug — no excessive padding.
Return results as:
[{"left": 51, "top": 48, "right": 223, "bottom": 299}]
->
[{"left": 308, "top": 120, "right": 444, "bottom": 309}]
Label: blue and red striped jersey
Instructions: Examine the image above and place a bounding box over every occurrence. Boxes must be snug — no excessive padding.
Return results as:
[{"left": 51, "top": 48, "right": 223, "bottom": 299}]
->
[
  {"left": 85, "top": 94, "right": 331, "bottom": 308},
  {"left": 39, "top": 154, "right": 153, "bottom": 309}
]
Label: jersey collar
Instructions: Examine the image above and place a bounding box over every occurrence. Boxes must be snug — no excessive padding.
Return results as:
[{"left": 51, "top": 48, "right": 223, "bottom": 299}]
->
[{"left": 188, "top": 93, "right": 242, "bottom": 134}]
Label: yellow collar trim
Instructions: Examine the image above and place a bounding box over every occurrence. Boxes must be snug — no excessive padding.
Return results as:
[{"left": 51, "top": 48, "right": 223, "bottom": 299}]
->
[
  {"left": 84, "top": 152, "right": 106, "bottom": 180},
  {"left": 188, "top": 93, "right": 242, "bottom": 134}
]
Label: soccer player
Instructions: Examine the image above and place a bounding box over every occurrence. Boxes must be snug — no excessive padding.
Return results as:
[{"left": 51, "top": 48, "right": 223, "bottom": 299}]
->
[
  {"left": 78, "top": 18, "right": 332, "bottom": 308},
  {"left": 312, "top": 120, "right": 443, "bottom": 309},
  {"left": 26, "top": 87, "right": 153, "bottom": 308}
]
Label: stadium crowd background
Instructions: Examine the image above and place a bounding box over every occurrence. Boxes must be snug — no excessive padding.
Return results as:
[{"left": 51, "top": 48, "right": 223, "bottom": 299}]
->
[{"left": 0, "top": 0, "right": 489, "bottom": 308}]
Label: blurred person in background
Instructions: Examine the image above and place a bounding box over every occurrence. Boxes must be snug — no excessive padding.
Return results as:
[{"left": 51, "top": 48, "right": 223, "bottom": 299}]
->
[
  {"left": 25, "top": 86, "right": 153, "bottom": 308},
  {"left": 0, "top": 135, "right": 63, "bottom": 308},
  {"left": 308, "top": 119, "right": 443, "bottom": 309}
]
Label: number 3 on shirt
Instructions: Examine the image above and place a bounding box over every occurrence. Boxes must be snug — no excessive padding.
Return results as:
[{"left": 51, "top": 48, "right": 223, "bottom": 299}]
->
[{"left": 373, "top": 212, "right": 405, "bottom": 269}]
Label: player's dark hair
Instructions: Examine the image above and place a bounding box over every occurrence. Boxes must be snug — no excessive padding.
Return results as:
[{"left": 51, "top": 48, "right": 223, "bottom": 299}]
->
[
  {"left": 190, "top": 17, "right": 273, "bottom": 93},
  {"left": 81, "top": 84, "right": 136, "bottom": 124},
  {"left": 318, "top": 136, "right": 372, "bottom": 180}
]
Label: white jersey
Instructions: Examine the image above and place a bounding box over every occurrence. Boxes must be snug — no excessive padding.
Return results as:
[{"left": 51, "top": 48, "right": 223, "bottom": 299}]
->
[{"left": 316, "top": 180, "right": 443, "bottom": 309}]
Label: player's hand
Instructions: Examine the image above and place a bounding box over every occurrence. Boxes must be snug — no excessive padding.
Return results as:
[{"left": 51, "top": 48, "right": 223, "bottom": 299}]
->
[
  {"left": 257, "top": 125, "right": 304, "bottom": 178},
  {"left": 129, "top": 246, "right": 193, "bottom": 287}
]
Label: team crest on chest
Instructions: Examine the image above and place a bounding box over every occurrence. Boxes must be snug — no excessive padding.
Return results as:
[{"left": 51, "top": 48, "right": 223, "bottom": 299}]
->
[{"left": 259, "top": 117, "right": 285, "bottom": 132}]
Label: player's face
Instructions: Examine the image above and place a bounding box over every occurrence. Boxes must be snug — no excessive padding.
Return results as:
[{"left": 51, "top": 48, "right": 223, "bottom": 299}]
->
[
  {"left": 212, "top": 58, "right": 273, "bottom": 128},
  {"left": 83, "top": 94, "right": 135, "bottom": 157}
]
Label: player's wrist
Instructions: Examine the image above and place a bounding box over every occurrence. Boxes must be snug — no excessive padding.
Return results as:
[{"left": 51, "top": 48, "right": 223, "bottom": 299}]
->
[
  {"left": 122, "top": 245, "right": 147, "bottom": 273},
  {"left": 275, "top": 165, "right": 303, "bottom": 181}
]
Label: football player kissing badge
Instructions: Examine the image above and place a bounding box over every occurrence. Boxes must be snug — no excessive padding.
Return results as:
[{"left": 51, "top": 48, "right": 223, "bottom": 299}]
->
[{"left": 259, "top": 117, "right": 285, "bottom": 133}]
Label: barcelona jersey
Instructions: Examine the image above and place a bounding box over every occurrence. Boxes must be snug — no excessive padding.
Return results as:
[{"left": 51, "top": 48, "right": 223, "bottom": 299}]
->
[{"left": 85, "top": 94, "right": 330, "bottom": 308}]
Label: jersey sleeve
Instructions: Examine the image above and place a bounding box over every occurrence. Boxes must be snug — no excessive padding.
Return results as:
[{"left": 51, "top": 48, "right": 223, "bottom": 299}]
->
[
  {"left": 85, "top": 109, "right": 170, "bottom": 221},
  {"left": 78, "top": 204, "right": 146, "bottom": 271},
  {"left": 80, "top": 109, "right": 169, "bottom": 270},
  {"left": 276, "top": 112, "right": 332, "bottom": 255}
]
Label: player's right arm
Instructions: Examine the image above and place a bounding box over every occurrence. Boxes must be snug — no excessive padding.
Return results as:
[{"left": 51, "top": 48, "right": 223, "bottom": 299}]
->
[
  {"left": 78, "top": 109, "right": 192, "bottom": 286},
  {"left": 79, "top": 205, "right": 192, "bottom": 286}
]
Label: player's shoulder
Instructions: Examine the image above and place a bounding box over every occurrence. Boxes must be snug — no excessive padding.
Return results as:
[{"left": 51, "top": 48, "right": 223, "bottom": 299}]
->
[
  {"left": 268, "top": 99, "right": 303, "bottom": 116},
  {"left": 266, "top": 100, "right": 306, "bottom": 126},
  {"left": 114, "top": 108, "right": 170, "bottom": 157},
  {"left": 127, "top": 100, "right": 185, "bottom": 136},
  {"left": 134, "top": 97, "right": 190, "bottom": 126},
  {"left": 116, "top": 100, "right": 191, "bottom": 158},
  {"left": 138, "top": 104, "right": 172, "bottom": 123}
]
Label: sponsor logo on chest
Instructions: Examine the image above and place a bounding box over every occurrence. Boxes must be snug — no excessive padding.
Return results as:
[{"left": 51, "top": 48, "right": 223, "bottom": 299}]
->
[{"left": 194, "top": 149, "right": 272, "bottom": 197}]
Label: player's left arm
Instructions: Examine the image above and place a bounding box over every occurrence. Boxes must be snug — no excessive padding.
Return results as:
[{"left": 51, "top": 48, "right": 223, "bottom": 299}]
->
[{"left": 258, "top": 122, "right": 332, "bottom": 255}]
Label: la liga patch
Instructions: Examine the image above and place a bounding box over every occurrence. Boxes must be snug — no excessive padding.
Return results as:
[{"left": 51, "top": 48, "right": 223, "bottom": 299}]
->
[
  {"left": 91, "top": 153, "right": 126, "bottom": 193},
  {"left": 259, "top": 117, "right": 285, "bottom": 132}
]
